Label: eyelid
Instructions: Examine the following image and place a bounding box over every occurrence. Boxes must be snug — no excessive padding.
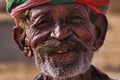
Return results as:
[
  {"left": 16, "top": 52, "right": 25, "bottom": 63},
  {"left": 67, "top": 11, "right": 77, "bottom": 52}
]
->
[
  {"left": 30, "top": 12, "right": 51, "bottom": 27},
  {"left": 69, "top": 15, "right": 82, "bottom": 20},
  {"left": 34, "top": 17, "right": 53, "bottom": 28},
  {"left": 66, "top": 14, "right": 87, "bottom": 26},
  {"left": 39, "top": 19, "right": 52, "bottom": 25},
  {"left": 31, "top": 15, "right": 50, "bottom": 27}
]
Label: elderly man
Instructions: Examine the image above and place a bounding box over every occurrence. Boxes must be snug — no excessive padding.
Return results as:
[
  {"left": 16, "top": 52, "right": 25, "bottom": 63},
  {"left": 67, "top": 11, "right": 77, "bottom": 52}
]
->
[{"left": 6, "top": 0, "right": 111, "bottom": 80}]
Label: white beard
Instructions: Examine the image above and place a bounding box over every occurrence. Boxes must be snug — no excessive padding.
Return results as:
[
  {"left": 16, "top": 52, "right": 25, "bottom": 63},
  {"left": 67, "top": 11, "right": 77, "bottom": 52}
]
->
[
  {"left": 34, "top": 51, "right": 92, "bottom": 79},
  {"left": 32, "top": 35, "right": 93, "bottom": 79}
]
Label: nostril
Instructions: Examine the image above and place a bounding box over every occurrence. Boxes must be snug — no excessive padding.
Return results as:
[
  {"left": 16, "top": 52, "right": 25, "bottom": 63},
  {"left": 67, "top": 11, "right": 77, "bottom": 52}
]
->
[{"left": 50, "top": 29, "right": 72, "bottom": 40}]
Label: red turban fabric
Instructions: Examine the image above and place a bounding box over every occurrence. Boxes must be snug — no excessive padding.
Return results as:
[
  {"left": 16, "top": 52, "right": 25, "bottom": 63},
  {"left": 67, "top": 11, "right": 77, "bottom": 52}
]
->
[
  {"left": 6, "top": 0, "right": 110, "bottom": 17},
  {"left": 75, "top": 0, "right": 110, "bottom": 14}
]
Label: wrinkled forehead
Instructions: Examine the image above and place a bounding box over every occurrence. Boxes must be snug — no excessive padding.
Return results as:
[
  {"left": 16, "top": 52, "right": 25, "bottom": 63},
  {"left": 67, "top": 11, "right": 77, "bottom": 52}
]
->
[{"left": 29, "top": 3, "right": 90, "bottom": 18}]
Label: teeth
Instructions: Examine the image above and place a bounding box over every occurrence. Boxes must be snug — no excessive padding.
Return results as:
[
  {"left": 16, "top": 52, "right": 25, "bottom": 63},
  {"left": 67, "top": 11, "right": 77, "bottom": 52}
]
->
[
  {"left": 58, "top": 51, "right": 63, "bottom": 54},
  {"left": 57, "top": 49, "right": 69, "bottom": 54}
]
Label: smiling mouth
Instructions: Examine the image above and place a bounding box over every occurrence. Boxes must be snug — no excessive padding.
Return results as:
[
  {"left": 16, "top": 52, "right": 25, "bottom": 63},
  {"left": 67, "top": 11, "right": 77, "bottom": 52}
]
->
[
  {"left": 49, "top": 44, "right": 79, "bottom": 63},
  {"left": 53, "top": 44, "right": 74, "bottom": 54}
]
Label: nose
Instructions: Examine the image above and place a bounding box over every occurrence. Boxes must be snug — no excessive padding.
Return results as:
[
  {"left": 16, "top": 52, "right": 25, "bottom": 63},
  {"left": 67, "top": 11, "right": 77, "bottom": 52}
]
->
[{"left": 51, "top": 22, "right": 71, "bottom": 40}]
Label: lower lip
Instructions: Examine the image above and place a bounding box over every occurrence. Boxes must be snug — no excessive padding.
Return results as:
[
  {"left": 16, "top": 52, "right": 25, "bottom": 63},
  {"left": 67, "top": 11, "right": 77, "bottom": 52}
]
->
[{"left": 51, "top": 50, "right": 78, "bottom": 62}]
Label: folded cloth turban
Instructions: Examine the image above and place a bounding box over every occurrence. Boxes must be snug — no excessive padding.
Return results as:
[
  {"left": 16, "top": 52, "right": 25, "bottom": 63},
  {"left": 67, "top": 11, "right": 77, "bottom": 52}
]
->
[{"left": 6, "top": 0, "right": 110, "bottom": 17}]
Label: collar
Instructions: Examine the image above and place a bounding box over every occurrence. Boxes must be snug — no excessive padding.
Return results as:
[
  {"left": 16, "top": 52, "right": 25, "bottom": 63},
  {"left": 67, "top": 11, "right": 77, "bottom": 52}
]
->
[{"left": 33, "top": 74, "right": 43, "bottom": 80}]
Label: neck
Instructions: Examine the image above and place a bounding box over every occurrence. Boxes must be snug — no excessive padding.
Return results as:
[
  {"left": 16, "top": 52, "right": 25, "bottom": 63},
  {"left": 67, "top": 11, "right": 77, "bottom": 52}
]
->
[{"left": 43, "top": 68, "right": 95, "bottom": 80}]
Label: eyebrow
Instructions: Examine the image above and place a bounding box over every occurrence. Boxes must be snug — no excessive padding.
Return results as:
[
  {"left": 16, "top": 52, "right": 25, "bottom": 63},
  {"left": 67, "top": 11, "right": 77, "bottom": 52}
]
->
[
  {"left": 30, "top": 10, "right": 51, "bottom": 27},
  {"left": 69, "top": 7, "right": 89, "bottom": 19}
]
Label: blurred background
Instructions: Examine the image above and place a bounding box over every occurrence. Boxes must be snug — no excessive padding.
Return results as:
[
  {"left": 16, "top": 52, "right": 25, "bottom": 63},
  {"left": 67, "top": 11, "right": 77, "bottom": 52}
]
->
[{"left": 0, "top": 0, "right": 120, "bottom": 80}]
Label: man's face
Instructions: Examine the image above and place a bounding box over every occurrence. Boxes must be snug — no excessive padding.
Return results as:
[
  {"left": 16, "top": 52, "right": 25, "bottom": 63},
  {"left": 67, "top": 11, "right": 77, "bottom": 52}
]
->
[{"left": 24, "top": 3, "right": 96, "bottom": 78}]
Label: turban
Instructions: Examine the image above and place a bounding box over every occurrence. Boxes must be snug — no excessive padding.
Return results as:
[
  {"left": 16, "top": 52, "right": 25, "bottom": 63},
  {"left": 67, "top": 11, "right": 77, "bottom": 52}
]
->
[{"left": 6, "top": 0, "right": 110, "bottom": 17}]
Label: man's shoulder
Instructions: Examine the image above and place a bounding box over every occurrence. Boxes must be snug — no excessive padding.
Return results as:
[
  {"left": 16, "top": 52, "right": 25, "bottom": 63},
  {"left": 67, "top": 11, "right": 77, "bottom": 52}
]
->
[
  {"left": 91, "top": 65, "right": 119, "bottom": 80},
  {"left": 111, "top": 79, "right": 120, "bottom": 80},
  {"left": 33, "top": 74, "right": 43, "bottom": 80},
  {"left": 91, "top": 65, "right": 111, "bottom": 80}
]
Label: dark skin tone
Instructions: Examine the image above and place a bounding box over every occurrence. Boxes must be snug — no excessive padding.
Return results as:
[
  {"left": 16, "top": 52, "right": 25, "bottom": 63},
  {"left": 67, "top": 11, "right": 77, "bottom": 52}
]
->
[{"left": 13, "top": 3, "right": 108, "bottom": 80}]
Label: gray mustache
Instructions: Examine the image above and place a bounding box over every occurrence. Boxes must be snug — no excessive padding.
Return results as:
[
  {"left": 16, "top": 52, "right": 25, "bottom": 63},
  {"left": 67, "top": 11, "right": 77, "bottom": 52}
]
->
[{"left": 35, "top": 35, "right": 90, "bottom": 55}]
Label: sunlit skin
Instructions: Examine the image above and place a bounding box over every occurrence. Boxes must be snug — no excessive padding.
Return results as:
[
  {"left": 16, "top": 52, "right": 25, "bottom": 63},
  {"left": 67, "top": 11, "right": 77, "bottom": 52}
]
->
[{"left": 13, "top": 3, "right": 108, "bottom": 80}]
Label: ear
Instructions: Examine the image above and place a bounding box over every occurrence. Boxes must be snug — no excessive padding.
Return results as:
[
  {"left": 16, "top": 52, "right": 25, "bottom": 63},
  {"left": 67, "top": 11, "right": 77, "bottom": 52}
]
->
[
  {"left": 94, "top": 14, "right": 108, "bottom": 49},
  {"left": 12, "top": 27, "right": 33, "bottom": 58}
]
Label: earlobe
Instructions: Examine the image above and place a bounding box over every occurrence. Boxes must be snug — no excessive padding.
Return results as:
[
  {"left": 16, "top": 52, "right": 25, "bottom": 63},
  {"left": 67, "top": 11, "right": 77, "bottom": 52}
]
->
[
  {"left": 13, "top": 27, "right": 33, "bottom": 58},
  {"left": 94, "top": 14, "right": 108, "bottom": 49}
]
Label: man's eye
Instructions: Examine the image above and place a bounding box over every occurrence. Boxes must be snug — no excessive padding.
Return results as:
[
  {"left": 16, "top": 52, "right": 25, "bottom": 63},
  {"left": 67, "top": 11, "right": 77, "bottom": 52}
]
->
[
  {"left": 39, "top": 20, "right": 51, "bottom": 25},
  {"left": 69, "top": 15, "right": 82, "bottom": 20},
  {"left": 35, "top": 19, "right": 52, "bottom": 28},
  {"left": 67, "top": 15, "right": 83, "bottom": 24}
]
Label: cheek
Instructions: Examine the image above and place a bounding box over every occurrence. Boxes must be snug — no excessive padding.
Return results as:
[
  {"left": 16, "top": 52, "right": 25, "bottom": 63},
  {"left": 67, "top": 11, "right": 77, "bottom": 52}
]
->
[
  {"left": 26, "top": 29, "right": 52, "bottom": 49},
  {"left": 25, "top": 29, "right": 38, "bottom": 43},
  {"left": 70, "top": 26, "right": 94, "bottom": 46}
]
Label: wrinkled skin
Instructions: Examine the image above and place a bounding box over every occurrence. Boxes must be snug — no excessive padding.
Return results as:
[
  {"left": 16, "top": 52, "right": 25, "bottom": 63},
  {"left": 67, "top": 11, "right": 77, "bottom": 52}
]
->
[{"left": 13, "top": 3, "right": 108, "bottom": 80}]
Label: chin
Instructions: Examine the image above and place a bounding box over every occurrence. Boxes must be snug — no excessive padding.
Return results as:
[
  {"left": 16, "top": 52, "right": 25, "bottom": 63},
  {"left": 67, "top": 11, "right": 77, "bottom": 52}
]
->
[{"left": 34, "top": 50, "right": 93, "bottom": 79}]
